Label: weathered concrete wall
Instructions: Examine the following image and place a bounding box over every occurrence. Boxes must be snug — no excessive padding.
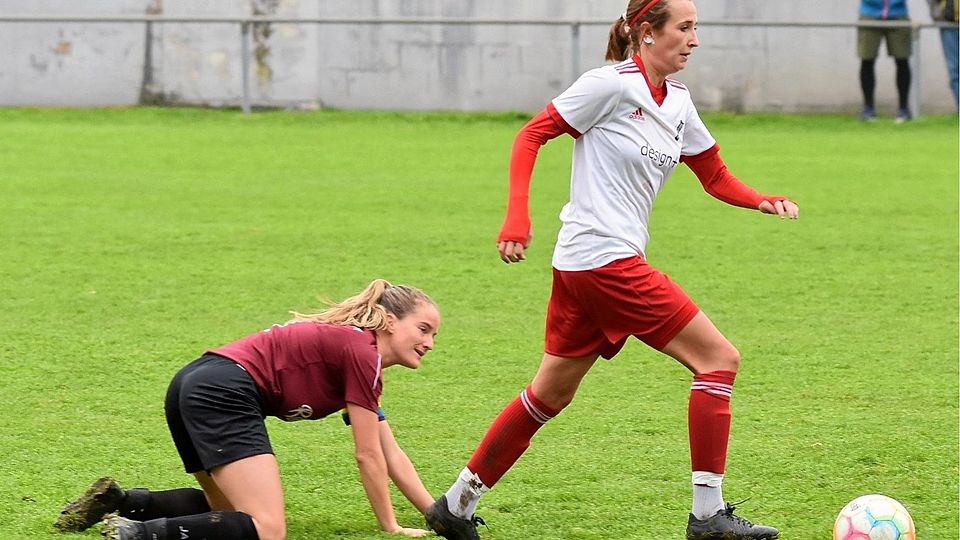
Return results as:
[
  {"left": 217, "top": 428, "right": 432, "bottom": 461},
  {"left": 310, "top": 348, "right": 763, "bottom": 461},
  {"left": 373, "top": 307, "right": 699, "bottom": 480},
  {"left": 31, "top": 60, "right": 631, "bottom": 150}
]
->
[
  {"left": 0, "top": 0, "right": 147, "bottom": 106},
  {"left": 0, "top": 0, "right": 955, "bottom": 113}
]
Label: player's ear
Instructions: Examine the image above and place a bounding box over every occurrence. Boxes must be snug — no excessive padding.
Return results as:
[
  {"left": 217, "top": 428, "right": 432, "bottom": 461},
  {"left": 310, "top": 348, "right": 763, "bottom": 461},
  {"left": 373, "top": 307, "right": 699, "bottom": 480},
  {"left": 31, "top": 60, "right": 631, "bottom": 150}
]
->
[{"left": 384, "top": 312, "right": 398, "bottom": 332}]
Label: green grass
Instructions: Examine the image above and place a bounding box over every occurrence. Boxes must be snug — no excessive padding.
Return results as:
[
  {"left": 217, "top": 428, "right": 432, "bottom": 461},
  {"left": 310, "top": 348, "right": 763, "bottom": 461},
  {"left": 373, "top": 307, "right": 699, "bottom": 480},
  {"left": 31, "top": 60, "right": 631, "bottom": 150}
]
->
[{"left": 0, "top": 108, "right": 956, "bottom": 539}]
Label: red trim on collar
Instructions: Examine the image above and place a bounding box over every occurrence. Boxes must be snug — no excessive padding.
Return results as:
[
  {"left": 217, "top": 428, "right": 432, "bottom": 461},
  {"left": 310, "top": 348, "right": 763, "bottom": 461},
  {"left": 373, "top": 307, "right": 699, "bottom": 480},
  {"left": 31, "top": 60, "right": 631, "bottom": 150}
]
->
[{"left": 632, "top": 54, "right": 667, "bottom": 106}]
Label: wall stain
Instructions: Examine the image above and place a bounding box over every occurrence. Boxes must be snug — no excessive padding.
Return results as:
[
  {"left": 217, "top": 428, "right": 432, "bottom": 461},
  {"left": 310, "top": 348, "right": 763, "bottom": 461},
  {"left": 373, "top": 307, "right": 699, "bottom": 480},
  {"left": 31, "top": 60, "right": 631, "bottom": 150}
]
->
[
  {"left": 252, "top": 0, "right": 280, "bottom": 90},
  {"left": 29, "top": 55, "right": 49, "bottom": 73},
  {"left": 140, "top": 0, "right": 180, "bottom": 105},
  {"left": 52, "top": 41, "right": 72, "bottom": 56}
]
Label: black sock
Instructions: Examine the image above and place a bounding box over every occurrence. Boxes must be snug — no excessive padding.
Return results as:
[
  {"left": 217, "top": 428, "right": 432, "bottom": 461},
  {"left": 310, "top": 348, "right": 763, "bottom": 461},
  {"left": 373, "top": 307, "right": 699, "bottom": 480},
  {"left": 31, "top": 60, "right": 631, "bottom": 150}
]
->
[
  {"left": 895, "top": 58, "right": 911, "bottom": 110},
  {"left": 860, "top": 59, "right": 876, "bottom": 109},
  {"left": 143, "top": 512, "right": 260, "bottom": 540},
  {"left": 119, "top": 488, "right": 211, "bottom": 520}
]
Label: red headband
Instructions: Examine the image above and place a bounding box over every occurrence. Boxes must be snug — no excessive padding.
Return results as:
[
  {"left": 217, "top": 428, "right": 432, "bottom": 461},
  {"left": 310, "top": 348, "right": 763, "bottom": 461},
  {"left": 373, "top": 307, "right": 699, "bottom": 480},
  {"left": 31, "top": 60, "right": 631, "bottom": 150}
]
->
[{"left": 627, "top": 0, "right": 663, "bottom": 28}]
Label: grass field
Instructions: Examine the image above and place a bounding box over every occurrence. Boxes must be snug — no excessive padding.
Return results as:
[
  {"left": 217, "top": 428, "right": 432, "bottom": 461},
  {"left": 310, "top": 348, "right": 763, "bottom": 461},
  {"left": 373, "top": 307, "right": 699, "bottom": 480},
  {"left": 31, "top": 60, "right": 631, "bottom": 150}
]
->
[{"left": 0, "top": 108, "right": 956, "bottom": 539}]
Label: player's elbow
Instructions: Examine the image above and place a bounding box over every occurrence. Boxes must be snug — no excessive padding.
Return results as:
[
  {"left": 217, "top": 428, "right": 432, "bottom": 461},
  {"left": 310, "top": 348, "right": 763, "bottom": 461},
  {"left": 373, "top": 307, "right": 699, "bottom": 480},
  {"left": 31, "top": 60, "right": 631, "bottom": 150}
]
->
[{"left": 354, "top": 448, "right": 386, "bottom": 471}]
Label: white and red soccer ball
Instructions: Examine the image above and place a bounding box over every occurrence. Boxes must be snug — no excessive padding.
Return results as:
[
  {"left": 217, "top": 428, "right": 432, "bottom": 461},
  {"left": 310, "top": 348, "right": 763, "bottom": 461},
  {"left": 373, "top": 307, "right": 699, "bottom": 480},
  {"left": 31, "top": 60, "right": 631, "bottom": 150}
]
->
[{"left": 833, "top": 494, "right": 915, "bottom": 540}]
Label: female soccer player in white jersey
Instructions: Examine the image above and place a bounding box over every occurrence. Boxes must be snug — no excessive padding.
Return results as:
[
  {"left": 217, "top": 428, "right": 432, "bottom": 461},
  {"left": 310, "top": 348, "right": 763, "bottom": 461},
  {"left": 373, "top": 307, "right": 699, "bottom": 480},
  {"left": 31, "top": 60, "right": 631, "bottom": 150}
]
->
[{"left": 424, "top": 1, "right": 797, "bottom": 539}]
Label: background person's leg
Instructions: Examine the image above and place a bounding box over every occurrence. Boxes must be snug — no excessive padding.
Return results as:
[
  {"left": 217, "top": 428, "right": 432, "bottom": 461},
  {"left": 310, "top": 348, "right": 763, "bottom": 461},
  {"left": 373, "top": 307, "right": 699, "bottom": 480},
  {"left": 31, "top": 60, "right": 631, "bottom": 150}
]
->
[
  {"left": 894, "top": 58, "right": 911, "bottom": 121},
  {"left": 940, "top": 27, "right": 960, "bottom": 109},
  {"left": 860, "top": 59, "right": 877, "bottom": 119}
]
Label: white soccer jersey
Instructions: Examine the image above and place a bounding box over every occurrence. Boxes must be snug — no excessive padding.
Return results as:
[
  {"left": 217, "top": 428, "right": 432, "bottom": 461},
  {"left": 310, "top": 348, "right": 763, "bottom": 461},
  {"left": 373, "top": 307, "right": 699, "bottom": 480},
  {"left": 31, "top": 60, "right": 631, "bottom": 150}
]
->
[{"left": 549, "top": 55, "right": 715, "bottom": 271}]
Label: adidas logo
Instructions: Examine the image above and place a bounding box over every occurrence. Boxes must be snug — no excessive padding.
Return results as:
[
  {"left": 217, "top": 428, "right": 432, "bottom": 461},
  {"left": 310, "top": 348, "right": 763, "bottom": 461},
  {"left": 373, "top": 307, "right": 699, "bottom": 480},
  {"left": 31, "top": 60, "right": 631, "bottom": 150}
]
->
[{"left": 628, "top": 107, "right": 644, "bottom": 121}]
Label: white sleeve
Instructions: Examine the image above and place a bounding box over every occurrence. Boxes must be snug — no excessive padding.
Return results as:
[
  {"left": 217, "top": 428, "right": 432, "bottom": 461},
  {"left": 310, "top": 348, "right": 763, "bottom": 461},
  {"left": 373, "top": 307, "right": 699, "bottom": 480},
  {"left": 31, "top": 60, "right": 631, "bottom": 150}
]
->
[
  {"left": 680, "top": 99, "right": 716, "bottom": 156},
  {"left": 550, "top": 67, "right": 622, "bottom": 135}
]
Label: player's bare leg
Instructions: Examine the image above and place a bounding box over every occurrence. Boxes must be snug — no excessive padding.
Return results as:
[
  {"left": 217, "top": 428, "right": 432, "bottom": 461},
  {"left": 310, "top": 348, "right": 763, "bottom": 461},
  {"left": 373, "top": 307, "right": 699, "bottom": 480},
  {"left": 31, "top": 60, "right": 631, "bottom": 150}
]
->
[
  {"left": 426, "top": 354, "right": 597, "bottom": 539},
  {"left": 207, "top": 453, "right": 285, "bottom": 540},
  {"left": 193, "top": 471, "right": 234, "bottom": 511},
  {"left": 662, "top": 311, "right": 778, "bottom": 540},
  {"left": 101, "top": 455, "right": 277, "bottom": 540}
]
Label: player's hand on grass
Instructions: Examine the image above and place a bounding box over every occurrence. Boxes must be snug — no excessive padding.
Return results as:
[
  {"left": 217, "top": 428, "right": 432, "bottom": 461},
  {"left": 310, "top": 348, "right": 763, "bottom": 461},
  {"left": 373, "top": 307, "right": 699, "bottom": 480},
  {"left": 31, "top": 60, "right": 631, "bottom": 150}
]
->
[
  {"left": 759, "top": 198, "right": 799, "bottom": 220},
  {"left": 391, "top": 526, "right": 432, "bottom": 537}
]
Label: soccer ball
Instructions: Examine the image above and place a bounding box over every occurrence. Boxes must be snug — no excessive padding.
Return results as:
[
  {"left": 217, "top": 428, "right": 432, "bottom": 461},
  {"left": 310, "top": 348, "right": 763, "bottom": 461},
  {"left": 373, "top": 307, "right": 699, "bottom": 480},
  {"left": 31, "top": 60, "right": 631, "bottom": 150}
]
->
[{"left": 833, "top": 494, "right": 916, "bottom": 540}]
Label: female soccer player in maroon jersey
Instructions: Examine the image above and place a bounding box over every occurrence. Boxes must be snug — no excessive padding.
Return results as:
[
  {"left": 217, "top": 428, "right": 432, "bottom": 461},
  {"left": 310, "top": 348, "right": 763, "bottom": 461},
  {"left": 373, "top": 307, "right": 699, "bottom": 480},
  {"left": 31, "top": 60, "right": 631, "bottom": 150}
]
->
[
  {"left": 425, "top": 1, "right": 797, "bottom": 539},
  {"left": 56, "top": 279, "right": 438, "bottom": 540}
]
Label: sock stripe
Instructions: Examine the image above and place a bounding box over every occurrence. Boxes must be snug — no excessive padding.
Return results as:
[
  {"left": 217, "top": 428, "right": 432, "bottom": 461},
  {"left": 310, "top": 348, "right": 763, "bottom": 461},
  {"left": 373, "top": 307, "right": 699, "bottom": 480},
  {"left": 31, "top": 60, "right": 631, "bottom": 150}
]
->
[
  {"left": 520, "top": 389, "right": 552, "bottom": 424},
  {"left": 690, "top": 381, "right": 733, "bottom": 399}
]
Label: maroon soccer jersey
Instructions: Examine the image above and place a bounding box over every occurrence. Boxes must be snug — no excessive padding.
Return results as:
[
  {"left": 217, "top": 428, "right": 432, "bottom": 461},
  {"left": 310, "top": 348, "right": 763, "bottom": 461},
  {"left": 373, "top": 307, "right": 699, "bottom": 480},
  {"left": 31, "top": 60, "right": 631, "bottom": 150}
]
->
[{"left": 208, "top": 322, "right": 382, "bottom": 422}]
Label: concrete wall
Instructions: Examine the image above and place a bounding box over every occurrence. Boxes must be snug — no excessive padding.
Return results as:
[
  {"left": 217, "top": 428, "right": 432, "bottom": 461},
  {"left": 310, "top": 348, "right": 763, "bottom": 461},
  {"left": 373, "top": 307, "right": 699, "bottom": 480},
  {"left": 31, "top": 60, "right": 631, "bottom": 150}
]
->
[{"left": 0, "top": 0, "right": 955, "bottom": 114}]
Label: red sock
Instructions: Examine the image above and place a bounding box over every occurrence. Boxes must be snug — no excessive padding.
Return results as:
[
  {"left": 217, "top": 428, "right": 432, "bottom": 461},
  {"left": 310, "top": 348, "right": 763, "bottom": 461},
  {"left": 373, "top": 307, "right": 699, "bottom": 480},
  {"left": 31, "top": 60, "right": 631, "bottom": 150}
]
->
[
  {"left": 688, "top": 370, "right": 736, "bottom": 474},
  {"left": 466, "top": 385, "right": 559, "bottom": 487}
]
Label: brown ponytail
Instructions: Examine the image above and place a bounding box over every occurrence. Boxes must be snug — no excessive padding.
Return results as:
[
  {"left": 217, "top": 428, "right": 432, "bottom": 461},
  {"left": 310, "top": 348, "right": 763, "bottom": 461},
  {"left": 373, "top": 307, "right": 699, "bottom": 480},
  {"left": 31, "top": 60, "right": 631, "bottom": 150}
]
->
[
  {"left": 605, "top": 16, "right": 633, "bottom": 62},
  {"left": 604, "top": 0, "right": 674, "bottom": 62}
]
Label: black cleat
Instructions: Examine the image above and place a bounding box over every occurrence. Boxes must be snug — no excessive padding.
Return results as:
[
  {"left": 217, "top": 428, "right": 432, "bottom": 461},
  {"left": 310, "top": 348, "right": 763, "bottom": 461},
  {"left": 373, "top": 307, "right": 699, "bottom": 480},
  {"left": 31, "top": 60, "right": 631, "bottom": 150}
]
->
[
  {"left": 100, "top": 514, "right": 145, "bottom": 540},
  {"left": 425, "top": 494, "right": 485, "bottom": 540},
  {"left": 55, "top": 477, "right": 126, "bottom": 532},
  {"left": 686, "top": 502, "right": 779, "bottom": 539}
]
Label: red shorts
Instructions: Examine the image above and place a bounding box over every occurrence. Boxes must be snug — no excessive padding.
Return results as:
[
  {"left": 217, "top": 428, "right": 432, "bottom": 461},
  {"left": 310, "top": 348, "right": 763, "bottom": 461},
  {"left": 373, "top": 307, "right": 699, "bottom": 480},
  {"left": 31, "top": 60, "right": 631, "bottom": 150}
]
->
[{"left": 545, "top": 256, "right": 700, "bottom": 358}]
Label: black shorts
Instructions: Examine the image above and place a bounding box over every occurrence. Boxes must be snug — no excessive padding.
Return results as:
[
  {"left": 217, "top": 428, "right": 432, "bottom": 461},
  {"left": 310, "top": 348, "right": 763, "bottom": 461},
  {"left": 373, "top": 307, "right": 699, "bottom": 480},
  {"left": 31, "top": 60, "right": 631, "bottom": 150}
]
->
[{"left": 165, "top": 354, "right": 274, "bottom": 474}]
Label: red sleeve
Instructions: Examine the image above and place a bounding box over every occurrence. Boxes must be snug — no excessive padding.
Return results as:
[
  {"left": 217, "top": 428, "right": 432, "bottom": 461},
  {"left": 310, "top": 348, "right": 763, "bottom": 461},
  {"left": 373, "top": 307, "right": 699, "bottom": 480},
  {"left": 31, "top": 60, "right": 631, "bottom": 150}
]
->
[
  {"left": 497, "top": 104, "right": 573, "bottom": 244},
  {"left": 342, "top": 342, "right": 382, "bottom": 415},
  {"left": 681, "top": 144, "right": 785, "bottom": 210}
]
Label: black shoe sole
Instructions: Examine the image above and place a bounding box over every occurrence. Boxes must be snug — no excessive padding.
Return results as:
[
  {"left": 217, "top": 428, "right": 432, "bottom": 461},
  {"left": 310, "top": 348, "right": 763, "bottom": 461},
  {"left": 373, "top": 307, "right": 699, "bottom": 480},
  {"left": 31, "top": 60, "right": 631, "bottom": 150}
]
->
[{"left": 54, "top": 477, "right": 123, "bottom": 532}]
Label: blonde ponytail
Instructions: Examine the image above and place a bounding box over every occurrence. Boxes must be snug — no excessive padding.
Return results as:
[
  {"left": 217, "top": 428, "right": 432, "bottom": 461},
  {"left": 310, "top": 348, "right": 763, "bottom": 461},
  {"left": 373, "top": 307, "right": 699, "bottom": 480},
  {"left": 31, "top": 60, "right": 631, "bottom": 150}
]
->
[{"left": 289, "top": 279, "right": 436, "bottom": 330}]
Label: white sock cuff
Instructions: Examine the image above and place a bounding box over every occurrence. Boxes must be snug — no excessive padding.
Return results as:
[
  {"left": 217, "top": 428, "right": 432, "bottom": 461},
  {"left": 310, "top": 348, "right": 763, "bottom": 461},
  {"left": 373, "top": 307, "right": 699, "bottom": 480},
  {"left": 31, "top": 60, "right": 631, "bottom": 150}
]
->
[
  {"left": 445, "top": 467, "right": 489, "bottom": 519},
  {"left": 459, "top": 467, "right": 490, "bottom": 494},
  {"left": 692, "top": 471, "right": 724, "bottom": 487}
]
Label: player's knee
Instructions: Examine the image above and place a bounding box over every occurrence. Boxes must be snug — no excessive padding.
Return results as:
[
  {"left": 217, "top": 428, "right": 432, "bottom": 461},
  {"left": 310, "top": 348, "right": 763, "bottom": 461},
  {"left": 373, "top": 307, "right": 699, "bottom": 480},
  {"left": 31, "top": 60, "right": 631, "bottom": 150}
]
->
[
  {"left": 535, "top": 384, "right": 578, "bottom": 411},
  {"left": 696, "top": 342, "right": 740, "bottom": 374},
  {"left": 717, "top": 343, "right": 741, "bottom": 373},
  {"left": 547, "top": 391, "right": 576, "bottom": 411}
]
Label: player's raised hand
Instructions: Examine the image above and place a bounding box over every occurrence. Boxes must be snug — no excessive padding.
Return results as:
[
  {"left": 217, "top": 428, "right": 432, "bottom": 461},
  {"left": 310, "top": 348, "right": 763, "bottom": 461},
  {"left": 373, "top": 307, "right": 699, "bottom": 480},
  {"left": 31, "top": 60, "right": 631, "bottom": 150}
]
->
[
  {"left": 498, "top": 240, "right": 526, "bottom": 263},
  {"left": 759, "top": 198, "right": 799, "bottom": 220},
  {"left": 498, "top": 229, "right": 533, "bottom": 264}
]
